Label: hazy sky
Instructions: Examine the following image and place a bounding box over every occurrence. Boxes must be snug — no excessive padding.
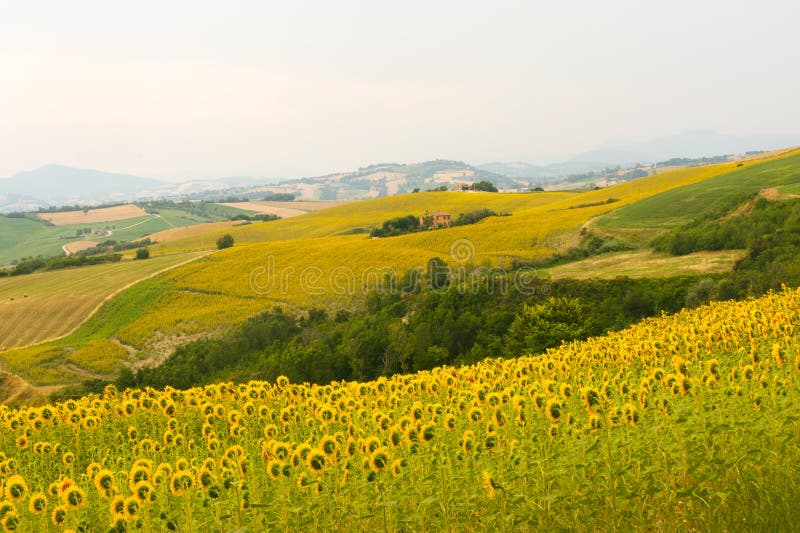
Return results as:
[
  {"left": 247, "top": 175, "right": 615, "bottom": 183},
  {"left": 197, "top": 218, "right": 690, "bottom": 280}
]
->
[{"left": 2, "top": 0, "right": 798, "bottom": 180}]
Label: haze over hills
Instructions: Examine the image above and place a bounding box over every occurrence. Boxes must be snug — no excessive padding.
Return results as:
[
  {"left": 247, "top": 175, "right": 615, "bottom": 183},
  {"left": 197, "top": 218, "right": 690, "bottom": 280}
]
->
[
  {"left": 0, "top": 161, "right": 512, "bottom": 212},
  {"left": 3, "top": 130, "right": 798, "bottom": 213},
  {"left": 0, "top": 165, "right": 279, "bottom": 212},
  {"left": 478, "top": 130, "right": 800, "bottom": 179}
]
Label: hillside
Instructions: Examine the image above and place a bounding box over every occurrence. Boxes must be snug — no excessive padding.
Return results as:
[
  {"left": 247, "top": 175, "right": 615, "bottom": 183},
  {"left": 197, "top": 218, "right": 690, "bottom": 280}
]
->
[
  {"left": 2, "top": 152, "right": 788, "bottom": 390},
  {"left": 594, "top": 149, "right": 800, "bottom": 246},
  {"left": 1, "top": 286, "right": 798, "bottom": 530},
  {"left": 1, "top": 147, "right": 798, "bottom": 394}
]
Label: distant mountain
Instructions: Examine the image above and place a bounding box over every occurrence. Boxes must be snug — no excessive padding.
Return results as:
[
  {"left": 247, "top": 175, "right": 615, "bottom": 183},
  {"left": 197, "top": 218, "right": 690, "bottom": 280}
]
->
[
  {"left": 0, "top": 165, "right": 166, "bottom": 202},
  {"left": 0, "top": 166, "right": 286, "bottom": 212}
]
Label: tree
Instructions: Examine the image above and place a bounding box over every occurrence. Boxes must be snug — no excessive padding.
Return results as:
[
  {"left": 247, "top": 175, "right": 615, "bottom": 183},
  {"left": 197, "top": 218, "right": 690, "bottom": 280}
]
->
[
  {"left": 217, "top": 234, "right": 234, "bottom": 250},
  {"left": 427, "top": 257, "right": 450, "bottom": 290},
  {"left": 506, "top": 297, "right": 586, "bottom": 355},
  {"left": 135, "top": 247, "right": 150, "bottom": 260},
  {"left": 473, "top": 180, "right": 498, "bottom": 192}
]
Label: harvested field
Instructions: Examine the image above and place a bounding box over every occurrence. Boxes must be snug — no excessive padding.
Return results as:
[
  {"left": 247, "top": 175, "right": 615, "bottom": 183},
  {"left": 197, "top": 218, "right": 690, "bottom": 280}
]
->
[{"left": 37, "top": 204, "right": 149, "bottom": 226}]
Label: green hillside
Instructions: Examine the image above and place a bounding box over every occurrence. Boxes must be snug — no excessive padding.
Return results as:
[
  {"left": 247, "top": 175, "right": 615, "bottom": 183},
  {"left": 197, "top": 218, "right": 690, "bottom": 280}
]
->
[
  {"left": 594, "top": 152, "right": 800, "bottom": 245},
  {"left": 0, "top": 203, "right": 250, "bottom": 266}
]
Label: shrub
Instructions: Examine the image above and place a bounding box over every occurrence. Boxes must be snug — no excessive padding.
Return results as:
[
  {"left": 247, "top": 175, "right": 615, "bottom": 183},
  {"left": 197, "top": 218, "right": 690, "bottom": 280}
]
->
[
  {"left": 135, "top": 248, "right": 150, "bottom": 260},
  {"left": 217, "top": 234, "right": 235, "bottom": 250}
]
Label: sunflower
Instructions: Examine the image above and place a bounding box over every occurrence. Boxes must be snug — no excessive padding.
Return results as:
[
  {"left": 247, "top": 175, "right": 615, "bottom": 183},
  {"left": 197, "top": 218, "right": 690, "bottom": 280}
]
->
[
  {"left": 93, "top": 469, "right": 117, "bottom": 497},
  {"left": 481, "top": 471, "right": 498, "bottom": 500},
  {"left": 109, "top": 495, "right": 126, "bottom": 522},
  {"left": 272, "top": 442, "right": 291, "bottom": 461},
  {"left": 51, "top": 505, "right": 68, "bottom": 527},
  {"left": 369, "top": 447, "right": 390, "bottom": 473},
  {"left": 390, "top": 459, "right": 405, "bottom": 477},
  {"left": 266, "top": 459, "right": 283, "bottom": 480},
  {"left": 124, "top": 497, "right": 140, "bottom": 519},
  {"left": 197, "top": 470, "right": 214, "bottom": 491},
  {"left": 623, "top": 403, "right": 639, "bottom": 426},
  {"left": 319, "top": 435, "right": 338, "bottom": 457},
  {"left": 296, "top": 472, "right": 313, "bottom": 493},
  {"left": 1, "top": 513, "right": 20, "bottom": 533},
  {"left": 460, "top": 430, "right": 475, "bottom": 454},
  {"left": 388, "top": 428, "right": 404, "bottom": 448},
  {"left": 28, "top": 493, "right": 47, "bottom": 515},
  {"left": 3, "top": 475, "right": 27, "bottom": 503},
  {"left": 404, "top": 425, "right": 419, "bottom": 445},
  {"left": 170, "top": 471, "right": 194, "bottom": 497},
  {"left": 545, "top": 399, "right": 562, "bottom": 423},
  {"left": 468, "top": 407, "right": 483, "bottom": 423},
  {"left": 133, "top": 481, "right": 156, "bottom": 504},
  {"left": 62, "top": 486, "right": 86, "bottom": 509},
  {"left": 0, "top": 503, "right": 15, "bottom": 520},
  {"left": 588, "top": 413, "right": 602, "bottom": 432},
  {"left": 419, "top": 423, "right": 436, "bottom": 443},
  {"left": 362, "top": 436, "right": 381, "bottom": 454},
  {"left": 306, "top": 449, "right": 326, "bottom": 473}
]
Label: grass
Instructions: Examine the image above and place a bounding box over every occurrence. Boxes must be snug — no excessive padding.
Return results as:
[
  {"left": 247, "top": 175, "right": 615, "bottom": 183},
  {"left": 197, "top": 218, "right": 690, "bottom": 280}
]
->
[
  {"left": 0, "top": 216, "right": 45, "bottom": 264},
  {"left": 594, "top": 150, "right": 800, "bottom": 245},
  {"left": 0, "top": 252, "right": 206, "bottom": 350},
  {"left": 543, "top": 249, "right": 745, "bottom": 280}
]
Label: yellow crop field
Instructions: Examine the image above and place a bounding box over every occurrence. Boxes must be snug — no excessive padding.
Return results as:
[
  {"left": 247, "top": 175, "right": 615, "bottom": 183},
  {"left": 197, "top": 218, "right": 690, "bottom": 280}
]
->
[
  {"left": 140, "top": 222, "right": 240, "bottom": 247},
  {"left": 0, "top": 253, "right": 207, "bottom": 351},
  {"left": 154, "top": 191, "right": 574, "bottom": 253},
  {"left": 138, "top": 159, "right": 759, "bottom": 316},
  {"left": 0, "top": 287, "right": 798, "bottom": 530}
]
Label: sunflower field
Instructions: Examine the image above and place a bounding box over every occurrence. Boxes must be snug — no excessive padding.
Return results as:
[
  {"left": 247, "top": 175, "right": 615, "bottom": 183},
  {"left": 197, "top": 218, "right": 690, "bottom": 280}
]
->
[{"left": 2, "top": 286, "right": 800, "bottom": 531}]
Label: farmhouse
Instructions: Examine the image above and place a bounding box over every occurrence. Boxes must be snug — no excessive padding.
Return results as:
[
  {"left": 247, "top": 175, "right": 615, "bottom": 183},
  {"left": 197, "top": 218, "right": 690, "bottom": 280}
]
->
[{"left": 420, "top": 211, "right": 452, "bottom": 228}]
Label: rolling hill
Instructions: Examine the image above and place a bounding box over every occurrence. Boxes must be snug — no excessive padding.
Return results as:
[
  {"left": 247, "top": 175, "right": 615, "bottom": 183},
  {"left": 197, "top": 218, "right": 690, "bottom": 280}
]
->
[
  {"left": 2, "top": 147, "right": 800, "bottom": 531},
  {"left": 6, "top": 150, "right": 798, "bottom": 389}
]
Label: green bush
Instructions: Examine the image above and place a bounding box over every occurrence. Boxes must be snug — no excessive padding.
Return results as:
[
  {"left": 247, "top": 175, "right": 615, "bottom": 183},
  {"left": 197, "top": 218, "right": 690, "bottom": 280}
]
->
[{"left": 217, "top": 234, "right": 235, "bottom": 250}]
